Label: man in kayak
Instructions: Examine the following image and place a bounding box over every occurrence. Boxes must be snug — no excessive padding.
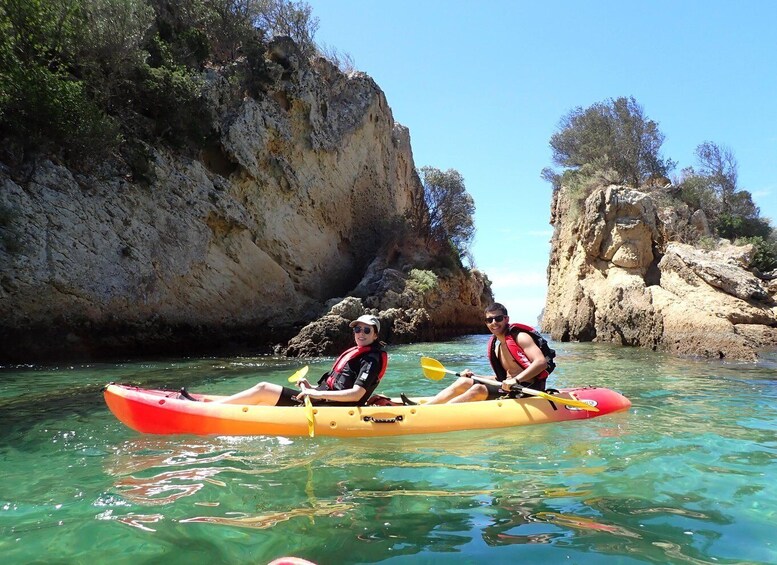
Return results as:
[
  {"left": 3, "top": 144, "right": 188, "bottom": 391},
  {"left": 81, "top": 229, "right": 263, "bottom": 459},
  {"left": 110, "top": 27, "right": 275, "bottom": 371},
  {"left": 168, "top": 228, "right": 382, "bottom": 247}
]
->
[
  {"left": 213, "top": 315, "right": 387, "bottom": 406},
  {"left": 419, "top": 303, "right": 548, "bottom": 404}
]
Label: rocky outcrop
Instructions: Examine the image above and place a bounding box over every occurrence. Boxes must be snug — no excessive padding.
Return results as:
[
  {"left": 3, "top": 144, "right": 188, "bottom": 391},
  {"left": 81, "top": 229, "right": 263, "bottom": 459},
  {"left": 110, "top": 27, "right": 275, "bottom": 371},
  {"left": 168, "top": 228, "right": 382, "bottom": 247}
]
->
[
  {"left": 0, "top": 39, "right": 490, "bottom": 362},
  {"left": 543, "top": 184, "right": 776, "bottom": 360},
  {"left": 279, "top": 257, "right": 491, "bottom": 358},
  {"left": 281, "top": 241, "right": 493, "bottom": 357}
]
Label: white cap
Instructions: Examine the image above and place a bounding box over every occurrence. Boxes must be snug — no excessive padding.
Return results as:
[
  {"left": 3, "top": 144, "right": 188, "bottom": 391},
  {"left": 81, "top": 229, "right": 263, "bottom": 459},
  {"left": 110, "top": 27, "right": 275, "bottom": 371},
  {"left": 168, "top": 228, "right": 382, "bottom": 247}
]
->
[{"left": 349, "top": 314, "right": 380, "bottom": 333}]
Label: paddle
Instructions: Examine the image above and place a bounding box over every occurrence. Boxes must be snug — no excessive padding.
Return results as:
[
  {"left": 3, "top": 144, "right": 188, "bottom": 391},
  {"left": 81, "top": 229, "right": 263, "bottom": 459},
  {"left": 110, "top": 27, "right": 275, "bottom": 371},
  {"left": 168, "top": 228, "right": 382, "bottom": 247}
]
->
[
  {"left": 419, "top": 356, "right": 599, "bottom": 412},
  {"left": 287, "top": 365, "right": 310, "bottom": 383},
  {"left": 283, "top": 366, "right": 315, "bottom": 437},
  {"left": 304, "top": 396, "right": 315, "bottom": 437}
]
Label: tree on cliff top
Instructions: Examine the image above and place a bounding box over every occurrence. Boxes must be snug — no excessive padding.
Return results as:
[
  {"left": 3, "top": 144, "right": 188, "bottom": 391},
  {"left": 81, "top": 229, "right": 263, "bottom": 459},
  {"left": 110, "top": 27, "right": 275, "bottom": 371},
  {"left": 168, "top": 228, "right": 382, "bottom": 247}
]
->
[
  {"left": 676, "top": 141, "right": 776, "bottom": 270},
  {"left": 253, "top": 0, "right": 319, "bottom": 57},
  {"left": 542, "top": 96, "right": 676, "bottom": 192},
  {"left": 418, "top": 166, "right": 476, "bottom": 267}
]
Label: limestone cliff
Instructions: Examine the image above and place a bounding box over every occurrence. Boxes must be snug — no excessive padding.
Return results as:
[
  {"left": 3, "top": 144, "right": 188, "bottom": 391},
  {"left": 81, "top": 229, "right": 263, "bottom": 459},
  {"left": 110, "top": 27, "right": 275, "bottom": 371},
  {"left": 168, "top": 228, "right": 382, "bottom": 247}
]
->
[
  {"left": 543, "top": 184, "right": 777, "bottom": 360},
  {"left": 0, "top": 39, "right": 491, "bottom": 362}
]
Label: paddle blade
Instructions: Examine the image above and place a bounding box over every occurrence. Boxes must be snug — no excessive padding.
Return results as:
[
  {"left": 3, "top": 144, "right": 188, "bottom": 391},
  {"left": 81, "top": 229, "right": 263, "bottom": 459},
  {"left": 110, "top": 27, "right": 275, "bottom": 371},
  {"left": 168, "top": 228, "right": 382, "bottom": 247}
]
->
[
  {"left": 560, "top": 395, "right": 600, "bottom": 412},
  {"left": 517, "top": 387, "right": 599, "bottom": 412},
  {"left": 304, "top": 397, "right": 315, "bottom": 437},
  {"left": 287, "top": 365, "right": 310, "bottom": 383},
  {"left": 420, "top": 357, "right": 447, "bottom": 381}
]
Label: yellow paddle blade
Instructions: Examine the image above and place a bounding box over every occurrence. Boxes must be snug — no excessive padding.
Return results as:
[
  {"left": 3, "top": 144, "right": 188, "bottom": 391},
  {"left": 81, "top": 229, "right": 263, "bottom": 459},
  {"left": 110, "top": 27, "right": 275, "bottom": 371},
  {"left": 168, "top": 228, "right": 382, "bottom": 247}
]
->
[
  {"left": 420, "top": 357, "right": 448, "bottom": 381},
  {"left": 304, "top": 396, "right": 315, "bottom": 437},
  {"left": 287, "top": 365, "right": 310, "bottom": 383},
  {"left": 528, "top": 389, "right": 599, "bottom": 412}
]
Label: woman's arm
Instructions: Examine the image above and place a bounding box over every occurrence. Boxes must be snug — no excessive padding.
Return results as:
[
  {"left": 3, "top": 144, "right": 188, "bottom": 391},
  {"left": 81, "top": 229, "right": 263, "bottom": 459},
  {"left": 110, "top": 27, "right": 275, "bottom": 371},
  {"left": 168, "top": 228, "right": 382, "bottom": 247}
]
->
[{"left": 296, "top": 384, "right": 367, "bottom": 402}]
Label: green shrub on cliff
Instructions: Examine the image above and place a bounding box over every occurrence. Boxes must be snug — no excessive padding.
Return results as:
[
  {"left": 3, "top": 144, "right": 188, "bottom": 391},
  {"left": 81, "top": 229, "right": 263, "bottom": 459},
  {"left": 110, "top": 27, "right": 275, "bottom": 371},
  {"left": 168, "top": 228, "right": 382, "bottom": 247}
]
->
[
  {"left": 407, "top": 269, "right": 439, "bottom": 294},
  {"left": 0, "top": 62, "right": 121, "bottom": 161},
  {"left": 715, "top": 212, "right": 771, "bottom": 241},
  {"left": 254, "top": 0, "right": 319, "bottom": 58},
  {"left": 557, "top": 161, "right": 620, "bottom": 220},
  {"left": 736, "top": 235, "right": 777, "bottom": 273},
  {"left": 0, "top": 0, "right": 318, "bottom": 167},
  {"left": 674, "top": 170, "right": 719, "bottom": 213},
  {"left": 0, "top": 0, "right": 127, "bottom": 160},
  {"left": 129, "top": 38, "right": 211, "bottom": 146}
]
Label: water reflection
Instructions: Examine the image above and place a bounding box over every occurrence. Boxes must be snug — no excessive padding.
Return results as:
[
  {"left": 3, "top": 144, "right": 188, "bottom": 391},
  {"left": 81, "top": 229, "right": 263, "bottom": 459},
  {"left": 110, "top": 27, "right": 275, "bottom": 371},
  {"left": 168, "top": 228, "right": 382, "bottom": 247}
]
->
[
  {"left": 95, "top": 510, "right": 165, "bottom": 532},
  {"left": 179, "top": 501, "right": 353, "bottom": 529},
  {"left": 116, "top": 467, "right": 224, "bottom": 505}
]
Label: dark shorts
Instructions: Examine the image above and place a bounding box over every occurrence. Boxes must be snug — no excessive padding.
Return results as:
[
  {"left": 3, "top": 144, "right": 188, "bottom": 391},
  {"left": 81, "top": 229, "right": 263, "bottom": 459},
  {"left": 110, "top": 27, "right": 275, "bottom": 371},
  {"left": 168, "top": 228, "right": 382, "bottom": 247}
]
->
[
  {"left": 276, "top": 386, "right": 304, "bottom": 407},
  {"left": 483, "top": 378, "right": 547, "bottom": 400}
]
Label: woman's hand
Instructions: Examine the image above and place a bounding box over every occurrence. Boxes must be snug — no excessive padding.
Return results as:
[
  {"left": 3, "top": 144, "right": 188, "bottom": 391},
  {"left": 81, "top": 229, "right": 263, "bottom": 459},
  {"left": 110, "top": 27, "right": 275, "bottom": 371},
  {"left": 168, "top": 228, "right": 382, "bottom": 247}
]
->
[
  {"left": 460, "top": 369, "right": 474, "bottom": 379},
  {"left": 296, "top": 378, "right": 312, "bottom": 389},
  {"left": 296, "top": 387, "right": 321, "bottom": 400}
]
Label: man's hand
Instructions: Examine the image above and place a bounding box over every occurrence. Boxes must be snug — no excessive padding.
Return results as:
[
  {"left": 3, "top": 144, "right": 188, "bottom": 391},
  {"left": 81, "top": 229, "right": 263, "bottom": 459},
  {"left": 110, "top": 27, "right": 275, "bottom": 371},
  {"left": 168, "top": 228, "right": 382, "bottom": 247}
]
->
[{"left": 502, "top": 378, "right": 521, "bottom": 392}]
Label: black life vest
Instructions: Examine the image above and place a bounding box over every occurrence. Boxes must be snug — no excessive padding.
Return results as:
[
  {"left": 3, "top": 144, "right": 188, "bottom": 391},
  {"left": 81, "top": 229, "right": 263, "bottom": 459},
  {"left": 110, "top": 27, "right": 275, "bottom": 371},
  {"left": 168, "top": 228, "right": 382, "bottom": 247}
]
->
[{"left": 318, "top": 344, "right": 387, "bottom": 403}]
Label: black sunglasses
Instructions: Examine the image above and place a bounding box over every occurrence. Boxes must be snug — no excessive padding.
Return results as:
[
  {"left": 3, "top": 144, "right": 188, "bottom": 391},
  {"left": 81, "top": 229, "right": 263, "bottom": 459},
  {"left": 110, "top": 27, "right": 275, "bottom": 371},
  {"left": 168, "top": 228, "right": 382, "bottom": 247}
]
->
[
  {"left": 353, "top": 326, "right": 373, "bottom": 334},
  {"left": 485, "top": 315, "right": 506, "bottom": 324}
]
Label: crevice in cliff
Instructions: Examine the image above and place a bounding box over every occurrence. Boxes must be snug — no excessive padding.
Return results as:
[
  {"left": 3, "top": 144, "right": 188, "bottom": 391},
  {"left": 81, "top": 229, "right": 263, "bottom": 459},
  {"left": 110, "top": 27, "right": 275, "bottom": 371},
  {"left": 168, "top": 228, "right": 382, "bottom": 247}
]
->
[
  {"left": 645, "top": 255, "right": 662, "bottom": 287},
  {"left": 272, "top": 91, "right": 291, "bottom": 111},
  {"left": 201, "top": 143, "right": 238, "bottom": 177}
]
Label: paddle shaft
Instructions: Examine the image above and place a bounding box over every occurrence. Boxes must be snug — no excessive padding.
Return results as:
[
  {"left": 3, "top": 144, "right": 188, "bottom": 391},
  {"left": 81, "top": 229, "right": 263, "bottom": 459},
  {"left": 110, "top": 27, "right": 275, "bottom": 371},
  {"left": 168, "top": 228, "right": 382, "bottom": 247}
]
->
[
  {"left": 466, "top": 373, "right": 599, "bottom": 412},
  {"left": 304, "top": 396, "right": 315, "bottom": 437},
  {"left": 443, "top": 367, "right": 536, "bottom": 395}
]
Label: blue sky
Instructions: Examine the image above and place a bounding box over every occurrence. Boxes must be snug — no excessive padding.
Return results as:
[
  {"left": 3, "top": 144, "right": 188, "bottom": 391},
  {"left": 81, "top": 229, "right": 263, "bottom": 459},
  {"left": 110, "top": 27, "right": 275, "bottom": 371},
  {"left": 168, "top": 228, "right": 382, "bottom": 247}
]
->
[{"left": 308, "top": 0, "right": 777, "bottom": 325}]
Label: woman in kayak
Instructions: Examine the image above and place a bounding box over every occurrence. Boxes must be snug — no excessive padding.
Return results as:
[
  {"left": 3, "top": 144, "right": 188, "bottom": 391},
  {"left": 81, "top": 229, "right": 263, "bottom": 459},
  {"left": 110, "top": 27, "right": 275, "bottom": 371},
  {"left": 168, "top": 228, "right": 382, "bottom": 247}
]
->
[{"left": 214, "top": 314, "right": 387, "bottom": 407}]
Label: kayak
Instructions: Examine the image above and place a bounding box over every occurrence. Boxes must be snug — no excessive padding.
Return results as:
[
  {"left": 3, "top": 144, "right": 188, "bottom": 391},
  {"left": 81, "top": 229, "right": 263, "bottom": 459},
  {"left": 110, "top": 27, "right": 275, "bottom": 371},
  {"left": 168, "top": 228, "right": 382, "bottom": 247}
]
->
[{"left": 104, "top": 383, "right": 631, "bottom": 437}]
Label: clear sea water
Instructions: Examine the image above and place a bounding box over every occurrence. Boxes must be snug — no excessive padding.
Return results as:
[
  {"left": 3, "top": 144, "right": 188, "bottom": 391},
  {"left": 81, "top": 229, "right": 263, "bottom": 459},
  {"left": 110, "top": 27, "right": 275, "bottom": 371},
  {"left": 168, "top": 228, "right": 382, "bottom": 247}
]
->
[{"left": 1, "top": 335, "right": 775, "bottom": 564}]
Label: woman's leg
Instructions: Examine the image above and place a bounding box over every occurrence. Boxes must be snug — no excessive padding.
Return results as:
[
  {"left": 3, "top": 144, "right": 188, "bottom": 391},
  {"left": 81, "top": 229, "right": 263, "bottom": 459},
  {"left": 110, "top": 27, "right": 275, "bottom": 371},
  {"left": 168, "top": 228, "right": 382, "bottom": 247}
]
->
[{"left": 215, "top": 382, "right": 284, "bottom": 405}]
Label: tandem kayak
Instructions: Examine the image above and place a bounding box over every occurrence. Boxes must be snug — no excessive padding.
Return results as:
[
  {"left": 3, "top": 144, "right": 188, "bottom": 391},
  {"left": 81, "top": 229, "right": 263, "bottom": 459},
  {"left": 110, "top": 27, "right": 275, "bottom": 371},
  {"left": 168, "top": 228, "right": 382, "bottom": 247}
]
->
[{"left": 104, "top": 384, "right": 631, "bottom": 437}]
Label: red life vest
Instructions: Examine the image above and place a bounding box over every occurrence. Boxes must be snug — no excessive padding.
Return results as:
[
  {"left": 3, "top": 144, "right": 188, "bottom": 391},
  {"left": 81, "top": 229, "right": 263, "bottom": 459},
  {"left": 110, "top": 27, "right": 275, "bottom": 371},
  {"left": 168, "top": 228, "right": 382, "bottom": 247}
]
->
[
  {"left": 487, "top": 323, "right": 549, "bottom": 381},
  {"left": 325, "top": 345, "right": 387, "bottom": 389}
]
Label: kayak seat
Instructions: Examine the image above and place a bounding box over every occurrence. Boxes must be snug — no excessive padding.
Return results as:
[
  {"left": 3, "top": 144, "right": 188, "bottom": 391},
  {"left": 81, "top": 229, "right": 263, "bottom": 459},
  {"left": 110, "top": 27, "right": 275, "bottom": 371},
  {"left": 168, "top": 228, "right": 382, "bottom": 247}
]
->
[
  {"left": 366, "top": 394, "right": 403, "bottom": 407},
  {"left": 399, "top": 393, "right": 418, "bottom": 406},
  {"left": 178, "top": 388, "right": 199, "bottom": 401}
]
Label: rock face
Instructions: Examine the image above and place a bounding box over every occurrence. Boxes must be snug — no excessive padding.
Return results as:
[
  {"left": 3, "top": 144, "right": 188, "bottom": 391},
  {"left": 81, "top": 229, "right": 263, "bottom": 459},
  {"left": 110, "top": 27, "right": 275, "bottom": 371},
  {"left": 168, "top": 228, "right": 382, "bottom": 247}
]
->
[
  {"left": 543, "top": 184, "right": 777, "bottom": 360},
  {"left": 0, "top": 39, "right": 490, "bottom": 362}
]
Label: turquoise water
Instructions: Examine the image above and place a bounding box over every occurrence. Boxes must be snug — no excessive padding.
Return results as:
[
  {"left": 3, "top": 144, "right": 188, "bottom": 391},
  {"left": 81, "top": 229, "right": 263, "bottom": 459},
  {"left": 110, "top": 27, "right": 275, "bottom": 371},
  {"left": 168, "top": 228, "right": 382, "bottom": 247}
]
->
[{"left": 1, "top": 336, "right": 776, "bottom": 564}]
